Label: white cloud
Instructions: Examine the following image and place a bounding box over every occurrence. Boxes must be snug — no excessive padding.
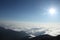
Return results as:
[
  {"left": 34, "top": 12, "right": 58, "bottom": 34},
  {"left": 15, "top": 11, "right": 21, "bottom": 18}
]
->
[{"left": 0, "top": 21, "right": 60, "bottom": 36}]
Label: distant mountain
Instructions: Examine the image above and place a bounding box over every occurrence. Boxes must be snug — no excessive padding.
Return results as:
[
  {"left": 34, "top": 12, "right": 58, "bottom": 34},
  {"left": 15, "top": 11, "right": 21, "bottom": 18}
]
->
[
  {"left": 29, "top": 34, "right": 60, "bottom": 40},
  {"left": 29, "top": 34, "right": 55, "bottom": 40},
  {"left": 0, "top": 26, "right": 30, "bottom": 40},
  {"left": 0, "top": 26, "right": 60, "bottom": 40}
]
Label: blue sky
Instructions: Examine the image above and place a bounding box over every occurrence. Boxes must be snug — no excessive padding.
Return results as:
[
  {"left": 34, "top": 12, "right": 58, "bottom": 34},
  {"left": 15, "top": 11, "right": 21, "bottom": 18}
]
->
[
  {"left": 0, "top": 0, "right": 60, "bottom": 23},
  {"left": 0, "top": 0, "right": 60, "bottom": 36}
]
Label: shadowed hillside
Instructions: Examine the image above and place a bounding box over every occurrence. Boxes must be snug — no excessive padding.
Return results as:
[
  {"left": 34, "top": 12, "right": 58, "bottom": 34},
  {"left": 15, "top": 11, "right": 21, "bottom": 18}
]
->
[
  {"left": 0, "top": 26, "right": 60, "bottom": 40},
  {"left": 0, "top": 26, "right": 30, "bottom": 40}
]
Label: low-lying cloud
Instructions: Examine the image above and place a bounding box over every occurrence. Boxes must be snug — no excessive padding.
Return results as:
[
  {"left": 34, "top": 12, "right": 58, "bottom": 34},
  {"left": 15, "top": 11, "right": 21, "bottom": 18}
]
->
[{"left": 0, "top": 21, "right": 60, "bottom": 36}]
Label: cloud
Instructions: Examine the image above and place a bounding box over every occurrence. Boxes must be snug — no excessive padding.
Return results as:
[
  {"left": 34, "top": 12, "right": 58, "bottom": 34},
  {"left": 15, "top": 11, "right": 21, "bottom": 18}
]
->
[{"left": 0, "top": 21, "right": 60, "bottom": 36}]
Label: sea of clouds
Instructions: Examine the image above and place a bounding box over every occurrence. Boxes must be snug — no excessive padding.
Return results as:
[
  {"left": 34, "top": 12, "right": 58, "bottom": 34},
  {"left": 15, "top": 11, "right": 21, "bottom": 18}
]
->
[{"left": 0, "top": 21, "right": 60, "bottom": 36}]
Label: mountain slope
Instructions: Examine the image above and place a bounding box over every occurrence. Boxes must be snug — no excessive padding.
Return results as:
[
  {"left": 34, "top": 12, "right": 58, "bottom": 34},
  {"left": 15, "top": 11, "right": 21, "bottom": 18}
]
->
[{"left": 0, "top": 26, "right": 30, "bottom": 40}]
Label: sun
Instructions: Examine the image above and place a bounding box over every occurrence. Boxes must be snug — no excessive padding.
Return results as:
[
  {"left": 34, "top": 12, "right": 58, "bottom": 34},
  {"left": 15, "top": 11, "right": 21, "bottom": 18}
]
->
[{"left": 49, "top": 8, "right": 56, "bottom": 15}]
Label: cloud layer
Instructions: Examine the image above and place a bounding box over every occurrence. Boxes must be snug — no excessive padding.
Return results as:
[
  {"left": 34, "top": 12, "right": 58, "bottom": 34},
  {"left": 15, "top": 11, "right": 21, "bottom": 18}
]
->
[{"left": 0, "top": 21, "right": 60, "bottom": 36}]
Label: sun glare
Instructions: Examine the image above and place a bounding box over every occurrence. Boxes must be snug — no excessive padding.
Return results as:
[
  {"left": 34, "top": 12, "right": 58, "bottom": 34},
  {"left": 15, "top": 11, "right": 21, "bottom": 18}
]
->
[{"left": 49, "top": 8, "right": 56, "bottom": 15}]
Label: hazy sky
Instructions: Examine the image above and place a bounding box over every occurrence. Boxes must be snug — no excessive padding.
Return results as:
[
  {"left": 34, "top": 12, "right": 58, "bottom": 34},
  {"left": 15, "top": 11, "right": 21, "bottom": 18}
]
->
[
  {"left": 0, "top": 0, "right": 60, "bottom": 36},
  {"left": 0, "top": 0, "right": 60, "bottom": 23}
]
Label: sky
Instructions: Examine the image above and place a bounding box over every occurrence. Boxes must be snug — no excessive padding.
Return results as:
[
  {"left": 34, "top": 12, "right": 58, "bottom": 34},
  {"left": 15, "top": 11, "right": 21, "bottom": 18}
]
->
[
  {"left": 0, "top": 0, "right": 60, "bottom": 23},
  {"left": 0, "top": 0, "right": 60, "bottom": 36}
]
